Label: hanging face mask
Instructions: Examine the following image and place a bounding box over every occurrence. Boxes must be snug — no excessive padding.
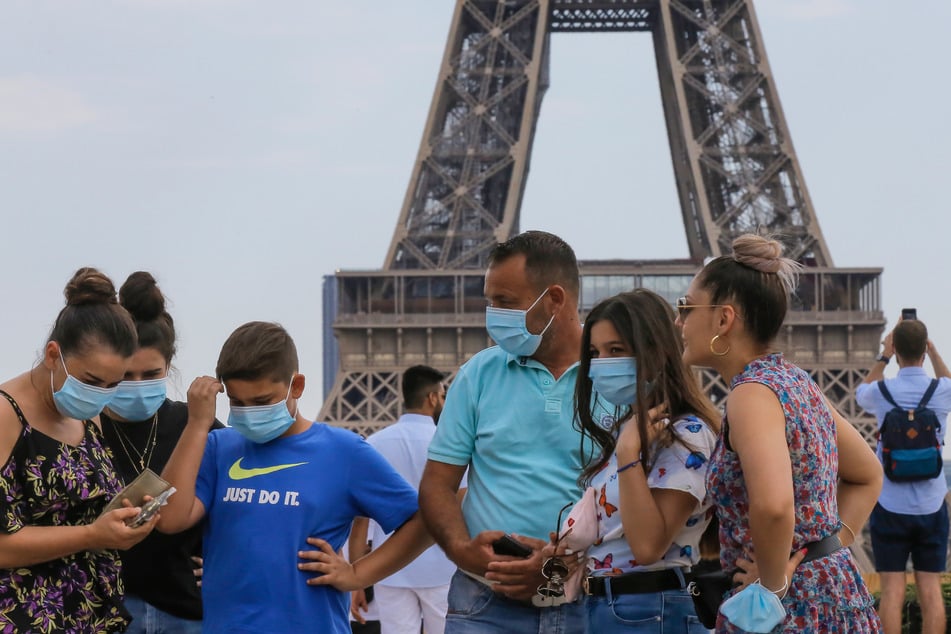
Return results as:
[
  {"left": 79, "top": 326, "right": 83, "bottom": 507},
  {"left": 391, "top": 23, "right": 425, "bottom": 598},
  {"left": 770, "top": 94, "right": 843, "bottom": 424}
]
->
[
  {"left": 719, "top": 581, "right": 786, "bottom": 632},
  {"left": 228, "top": 380, "right": 297, "bottom": 444},
  {"left": 588, "top": 357, "right": 638, "bottom": 406},
  {"left": 109, "top": 377, "right": 168, "bottom": 421},
  {"left": 485, "top": 288, "right": 555, "bottom": 357},
  {"left": 51, "top": 354, "right": 118, "bottom": 421}
]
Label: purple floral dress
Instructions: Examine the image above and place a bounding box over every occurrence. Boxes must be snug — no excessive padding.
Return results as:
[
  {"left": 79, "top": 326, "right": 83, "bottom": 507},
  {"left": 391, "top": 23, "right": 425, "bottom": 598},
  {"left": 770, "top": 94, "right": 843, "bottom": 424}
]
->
[
  {"left": 706, "top": 354, "right": 881, "bottom": 633},
  {"left": 0, "top": 390, "right": 129, "bottom": 633}
]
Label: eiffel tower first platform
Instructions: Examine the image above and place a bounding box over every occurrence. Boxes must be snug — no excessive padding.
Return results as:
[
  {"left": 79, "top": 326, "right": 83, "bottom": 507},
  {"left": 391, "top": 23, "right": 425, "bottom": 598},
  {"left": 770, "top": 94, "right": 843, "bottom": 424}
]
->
[{"left": 318, "top": 0, "right": 886, "bottom": 443}]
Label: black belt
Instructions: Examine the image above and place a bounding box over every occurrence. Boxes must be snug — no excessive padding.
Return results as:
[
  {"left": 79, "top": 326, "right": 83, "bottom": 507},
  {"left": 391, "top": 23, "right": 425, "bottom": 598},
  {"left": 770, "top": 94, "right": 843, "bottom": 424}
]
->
[
  {"left": 800, "top": 532, "right": 844, "bottom": 563},
  {"left": 583, "top": 567, "right": 688, "bottom": 597},
  {"left": 583, "top": 533, "right": 843, "bottom": 598}
]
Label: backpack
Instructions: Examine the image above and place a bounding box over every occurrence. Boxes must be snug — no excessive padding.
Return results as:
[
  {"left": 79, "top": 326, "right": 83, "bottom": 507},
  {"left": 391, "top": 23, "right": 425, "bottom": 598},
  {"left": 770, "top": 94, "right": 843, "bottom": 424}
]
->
[{"left": 877, "top": 379, "right": 943, "bottom": 482}]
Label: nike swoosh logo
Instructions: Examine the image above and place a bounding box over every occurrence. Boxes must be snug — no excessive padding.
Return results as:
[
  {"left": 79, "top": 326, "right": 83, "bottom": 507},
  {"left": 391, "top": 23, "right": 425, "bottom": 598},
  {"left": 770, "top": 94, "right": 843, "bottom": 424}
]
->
[{"left": 228, "top": 458, "right": 308, "bottom": 480}]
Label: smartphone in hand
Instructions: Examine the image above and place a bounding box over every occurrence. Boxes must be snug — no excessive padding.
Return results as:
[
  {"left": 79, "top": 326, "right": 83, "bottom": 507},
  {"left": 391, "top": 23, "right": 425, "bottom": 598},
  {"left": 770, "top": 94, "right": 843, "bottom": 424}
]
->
[
  {"left": 902, "top": 307, "right": 917, "bottom": 320},
  {"left": 492, "top": 534, "right": 533, "bottom": 558},
  {"left": 127, "top": 487, "right": 176, "bottom": 528}
]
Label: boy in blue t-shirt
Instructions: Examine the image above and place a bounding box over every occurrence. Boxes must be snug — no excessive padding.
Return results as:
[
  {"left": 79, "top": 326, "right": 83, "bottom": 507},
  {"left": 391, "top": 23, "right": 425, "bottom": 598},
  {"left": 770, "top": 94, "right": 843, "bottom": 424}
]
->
[{"left": 157, "top": 321, "right": 429, "bottom": 634}]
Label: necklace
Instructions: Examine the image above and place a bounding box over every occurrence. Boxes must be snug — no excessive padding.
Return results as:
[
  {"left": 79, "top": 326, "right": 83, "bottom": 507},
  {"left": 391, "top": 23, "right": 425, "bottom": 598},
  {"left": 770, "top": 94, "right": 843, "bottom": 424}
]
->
[{"left": 111, "top": 413, "right": 159, "bottom": 472}]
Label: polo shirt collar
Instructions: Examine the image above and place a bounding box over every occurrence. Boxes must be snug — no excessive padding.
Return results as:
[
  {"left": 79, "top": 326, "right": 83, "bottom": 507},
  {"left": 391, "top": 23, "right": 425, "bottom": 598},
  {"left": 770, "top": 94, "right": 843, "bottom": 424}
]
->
[
  {"left": 896, "top": 366, "right": 928, "bottom": 378},
  {"left": 504, "top": 351, "right": 579, "bottom": 373}
]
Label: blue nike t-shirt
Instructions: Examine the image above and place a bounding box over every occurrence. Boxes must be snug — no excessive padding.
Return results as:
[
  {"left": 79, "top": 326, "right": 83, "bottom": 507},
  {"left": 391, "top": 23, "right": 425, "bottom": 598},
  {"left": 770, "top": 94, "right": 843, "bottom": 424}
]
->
[{"left": 195, "top": 422, "right": 419, "bottom": 634}]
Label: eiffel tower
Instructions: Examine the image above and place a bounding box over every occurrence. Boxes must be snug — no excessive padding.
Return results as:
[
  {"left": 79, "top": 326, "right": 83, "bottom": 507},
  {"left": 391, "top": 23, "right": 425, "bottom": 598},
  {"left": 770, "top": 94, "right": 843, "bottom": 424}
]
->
[{"left": 318, "top": 0, "right": 885, "bottom": 445}]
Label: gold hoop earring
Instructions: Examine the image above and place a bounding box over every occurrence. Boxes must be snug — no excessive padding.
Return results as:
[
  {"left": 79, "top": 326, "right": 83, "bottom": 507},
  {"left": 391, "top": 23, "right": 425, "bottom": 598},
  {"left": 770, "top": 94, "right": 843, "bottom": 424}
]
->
[{"left": 710, "top": 335, "right": 730, "bottom": 357}]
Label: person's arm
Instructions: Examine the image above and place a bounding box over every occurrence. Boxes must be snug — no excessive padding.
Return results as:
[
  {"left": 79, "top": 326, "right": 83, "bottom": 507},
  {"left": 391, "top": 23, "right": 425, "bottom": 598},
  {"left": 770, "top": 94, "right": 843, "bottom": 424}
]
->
[
  {"left": 301, "top": 512, "right": 433, "bottom": 592},
  {"left": 828, "top": 403, "right": 882, "bottom": 547},
  {"left": 348, "top": 517, "right": 371, "bottom": 624},
  {"left": 349, "top": 516, "right": 371, "bottom": 560},
  {"left": 0, "top": 507, "right": 157, "bottom": 568},
  {"left": 157, "top": 376, "right": 220, "bottom": 534},
  {"left": 0, "top": 402, "right": 157, "bottom": 567},
  {"left": 614, "top": 418, "right": 709, "bottom": 565},
  {"left": 727, "top": 382, "right": 794, "bottom": 596},
  {"left": 419, "top": 460, "right": 502, "bottom": 574},
  {"left": 928, "top": 341, "right": 951, "bottom": 379},
  {"left": 862, "top": 331, "right": 894, "bottom": 384}
]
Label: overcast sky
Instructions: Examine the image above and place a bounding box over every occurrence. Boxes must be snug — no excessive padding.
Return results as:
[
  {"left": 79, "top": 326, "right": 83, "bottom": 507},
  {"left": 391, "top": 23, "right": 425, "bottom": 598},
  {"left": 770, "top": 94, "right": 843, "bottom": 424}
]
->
[{"left": 2, "top": 0, "right": 949, "bottom": 423}]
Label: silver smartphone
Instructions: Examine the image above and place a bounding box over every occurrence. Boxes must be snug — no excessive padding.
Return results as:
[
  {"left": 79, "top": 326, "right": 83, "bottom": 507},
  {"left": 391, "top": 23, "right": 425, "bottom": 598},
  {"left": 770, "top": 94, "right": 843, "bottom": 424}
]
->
[{"left": 128, "top": 487, "right": 176, "bottom": 528}]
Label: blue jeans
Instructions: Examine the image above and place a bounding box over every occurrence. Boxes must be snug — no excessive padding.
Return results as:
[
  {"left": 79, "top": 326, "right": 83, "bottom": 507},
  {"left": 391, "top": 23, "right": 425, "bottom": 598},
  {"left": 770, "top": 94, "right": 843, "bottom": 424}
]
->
[
  {"left": 584, "top": 585, "right": 710, "bottom": 634},
  {"left": 124, "top": 596, "right": 203, "bottom": 634},
  {"left": 444, "top": 570, "right": 585, "bottom": 634}
]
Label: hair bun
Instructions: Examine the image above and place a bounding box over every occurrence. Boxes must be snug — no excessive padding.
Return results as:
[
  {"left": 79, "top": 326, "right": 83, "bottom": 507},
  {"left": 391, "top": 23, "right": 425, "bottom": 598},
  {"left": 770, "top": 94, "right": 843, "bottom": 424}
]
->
[
  {"left": 119, "top": 271, "right": 166, "bottom": 321},
  {"left": 732, "top": 235, "right": 784, "bottom": 273},
  {"left": 731, "top": 233, "right": 803, "bottom": 295},
  {"left": 64, "top": 267, "right": 119, "bottom": 306}
]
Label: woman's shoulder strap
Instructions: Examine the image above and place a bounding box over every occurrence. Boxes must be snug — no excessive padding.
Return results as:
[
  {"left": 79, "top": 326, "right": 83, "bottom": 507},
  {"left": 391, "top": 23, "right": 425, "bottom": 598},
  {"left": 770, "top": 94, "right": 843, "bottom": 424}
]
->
[{"left": 0, "top": 390, "right": 29, "bottom": 428}]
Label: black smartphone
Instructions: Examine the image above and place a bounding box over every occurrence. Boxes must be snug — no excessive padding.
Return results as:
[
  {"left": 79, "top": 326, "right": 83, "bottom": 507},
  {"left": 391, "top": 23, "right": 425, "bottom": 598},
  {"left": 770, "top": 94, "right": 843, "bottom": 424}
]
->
[
  {"left": 492, "top": 534, "right": 533, "bottom": 558},
  {"left": 902, "top": 307, "right": 917, "bottom": 320}
]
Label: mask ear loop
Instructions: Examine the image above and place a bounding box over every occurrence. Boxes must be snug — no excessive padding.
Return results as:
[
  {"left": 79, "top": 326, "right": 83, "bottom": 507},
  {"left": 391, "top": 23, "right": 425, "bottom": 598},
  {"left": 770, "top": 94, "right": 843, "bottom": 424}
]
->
[
  {"left": 50, "top": 345, "right": 69, "bottom": 395},
  {"left": 286, "top": 375, "right": 300, "bottom": 418},
  {"left": 527, "top": 287, "right": 550, "bottom": 311},
  {"left": 528, "top": 288, "right": 556, "bottom": 338}
]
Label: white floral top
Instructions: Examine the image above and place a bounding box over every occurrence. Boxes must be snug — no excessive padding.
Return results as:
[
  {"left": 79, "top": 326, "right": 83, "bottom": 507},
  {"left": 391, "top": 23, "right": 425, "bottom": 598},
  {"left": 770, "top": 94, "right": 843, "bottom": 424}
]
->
[{"left": 586, "top": 414, "right": 717, "bottom": 576}]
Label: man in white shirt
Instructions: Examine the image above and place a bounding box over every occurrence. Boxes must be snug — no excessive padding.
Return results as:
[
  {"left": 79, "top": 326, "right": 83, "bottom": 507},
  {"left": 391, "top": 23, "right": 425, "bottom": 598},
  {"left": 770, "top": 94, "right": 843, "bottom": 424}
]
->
[{"left": 350, "top": 365, "right": 461, "bottom": 634}]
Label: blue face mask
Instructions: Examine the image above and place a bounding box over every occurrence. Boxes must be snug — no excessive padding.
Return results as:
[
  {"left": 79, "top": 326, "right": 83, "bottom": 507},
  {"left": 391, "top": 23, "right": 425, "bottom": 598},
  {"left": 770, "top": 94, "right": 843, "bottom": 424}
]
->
[
  {"left": 228, "top": 381, "right": 297, "bottom": 444},
  {"left": 485, "top": 288, "right": 555, "bottom": 357},
  {"left": 109, "top": 378, "right": 168, "bottom": 421},
  {"left": 719, "top": 581, "right": 786, "bottom": 632},
  {"left": 51, "top": 355, "right": 118, "bottom": 421},
  {"left": 588, "top": 357, "right": 638, "bottom": 406}
]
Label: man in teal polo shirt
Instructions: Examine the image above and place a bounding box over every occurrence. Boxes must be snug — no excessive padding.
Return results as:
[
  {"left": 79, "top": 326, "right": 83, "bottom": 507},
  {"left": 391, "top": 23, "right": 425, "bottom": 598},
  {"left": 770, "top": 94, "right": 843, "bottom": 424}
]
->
[{"left": 419, "top": 231, "right": 593, "bottom": 634}]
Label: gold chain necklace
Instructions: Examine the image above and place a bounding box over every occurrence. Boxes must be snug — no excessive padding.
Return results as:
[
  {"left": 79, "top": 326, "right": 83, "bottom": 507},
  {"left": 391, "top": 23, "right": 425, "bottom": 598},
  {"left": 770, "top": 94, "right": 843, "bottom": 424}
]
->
[{"left": 112, "top": 413, "right": 159, "bottom": 472}]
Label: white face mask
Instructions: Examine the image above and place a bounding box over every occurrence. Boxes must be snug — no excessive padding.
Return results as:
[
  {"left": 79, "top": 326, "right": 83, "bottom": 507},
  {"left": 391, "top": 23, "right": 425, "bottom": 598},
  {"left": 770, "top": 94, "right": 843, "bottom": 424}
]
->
[{"left": 485, "top": 288, "right": 554, "bottom": 357}]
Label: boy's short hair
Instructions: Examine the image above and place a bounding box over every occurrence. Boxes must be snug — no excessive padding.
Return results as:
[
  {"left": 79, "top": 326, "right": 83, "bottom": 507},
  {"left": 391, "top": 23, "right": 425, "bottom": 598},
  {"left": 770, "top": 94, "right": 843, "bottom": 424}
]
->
[
  {"left": 894, "top": 320, "right": 928, "bottom": 360},
  {"left": 217, "top": 321, "right": 299, "bottom": 383}
]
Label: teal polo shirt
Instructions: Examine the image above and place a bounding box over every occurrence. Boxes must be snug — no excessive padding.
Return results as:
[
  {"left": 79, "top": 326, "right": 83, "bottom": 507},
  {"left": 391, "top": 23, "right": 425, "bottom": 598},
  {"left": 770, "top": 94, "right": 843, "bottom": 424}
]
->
[{"left": 428, "top": 346, "right": 596, "bottom": 541}]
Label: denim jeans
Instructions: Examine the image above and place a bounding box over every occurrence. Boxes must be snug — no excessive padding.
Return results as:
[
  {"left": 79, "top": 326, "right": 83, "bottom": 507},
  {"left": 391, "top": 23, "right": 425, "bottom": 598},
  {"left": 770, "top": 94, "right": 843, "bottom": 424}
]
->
[
  {"left": 444, "top": 570, "right": 585, "bottom": 634},
  {"left": 584, "top": 585, "right": 710, "bottom": 634},
  {"left": 124, "top": 595, "right": 203, "bottom": 634}
]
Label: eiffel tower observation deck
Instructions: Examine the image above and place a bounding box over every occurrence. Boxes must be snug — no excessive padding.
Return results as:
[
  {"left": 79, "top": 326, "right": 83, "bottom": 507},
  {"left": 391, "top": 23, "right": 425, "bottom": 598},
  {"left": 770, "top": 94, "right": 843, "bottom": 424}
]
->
[{"left": 319, "top": 0, "right": 885, "bottom": 443}]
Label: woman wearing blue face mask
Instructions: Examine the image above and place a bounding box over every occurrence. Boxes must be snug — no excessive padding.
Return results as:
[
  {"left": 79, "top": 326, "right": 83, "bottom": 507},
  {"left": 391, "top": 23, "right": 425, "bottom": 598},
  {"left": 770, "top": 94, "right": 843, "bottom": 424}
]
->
[
  {"left": 100, "top": 271, "right": 222, "bottom": 634},
  {"left": 0, "top": 267, "right": 158, "bottom": 633},
  {"left": 569, "top": 289, "right": 721, "bottom": 633}
]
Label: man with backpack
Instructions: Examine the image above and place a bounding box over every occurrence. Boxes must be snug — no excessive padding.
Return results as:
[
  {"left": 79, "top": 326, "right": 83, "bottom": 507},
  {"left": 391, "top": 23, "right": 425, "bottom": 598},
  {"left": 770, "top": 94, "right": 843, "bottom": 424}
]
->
[{"left": 857, "top": 316, "right": 951, "bottom": 634}]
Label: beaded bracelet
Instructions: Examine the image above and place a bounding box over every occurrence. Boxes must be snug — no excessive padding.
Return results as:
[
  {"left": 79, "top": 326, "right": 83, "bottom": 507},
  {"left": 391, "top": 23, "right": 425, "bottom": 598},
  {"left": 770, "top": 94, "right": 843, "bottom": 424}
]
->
[{"left": 616, "top": 458, "right": 642, "bottom": 473}]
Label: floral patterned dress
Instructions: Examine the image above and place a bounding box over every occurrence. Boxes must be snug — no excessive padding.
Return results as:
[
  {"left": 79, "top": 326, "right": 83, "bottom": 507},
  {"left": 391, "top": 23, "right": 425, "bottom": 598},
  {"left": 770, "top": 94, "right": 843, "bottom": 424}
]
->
[
  {"left": 706, "top": 354, "right": 881, "bottom": 633},
  {"left": 0, "top": 390, "right": 129, "bottom": 633}
]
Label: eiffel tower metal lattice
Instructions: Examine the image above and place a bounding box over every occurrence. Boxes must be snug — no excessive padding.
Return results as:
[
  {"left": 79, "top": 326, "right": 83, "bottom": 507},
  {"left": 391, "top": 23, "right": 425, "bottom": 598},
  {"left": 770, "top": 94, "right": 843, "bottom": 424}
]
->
[{"left": 319, "top": 0, "right": 884, "bottom": 446}]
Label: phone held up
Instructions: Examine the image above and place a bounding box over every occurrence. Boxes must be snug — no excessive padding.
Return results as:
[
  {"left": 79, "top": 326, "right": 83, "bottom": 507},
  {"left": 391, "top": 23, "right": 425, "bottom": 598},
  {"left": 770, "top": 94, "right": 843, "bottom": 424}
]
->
[
  {"left": 492, "top": 534, "right": 533, "bottom": 558},
  {"left": 902, "top": 307, "right": 917, "bottom": 321}
]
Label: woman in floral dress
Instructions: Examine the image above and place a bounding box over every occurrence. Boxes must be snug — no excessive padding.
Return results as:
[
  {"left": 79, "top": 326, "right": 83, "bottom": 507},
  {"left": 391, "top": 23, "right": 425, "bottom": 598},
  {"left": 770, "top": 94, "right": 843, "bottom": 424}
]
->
[
  {"left": 677, "top": 234, "right": 882, "bottom": 632},
  {"left": 0, "top": 268, "right": 158, "bottom": 633}
]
